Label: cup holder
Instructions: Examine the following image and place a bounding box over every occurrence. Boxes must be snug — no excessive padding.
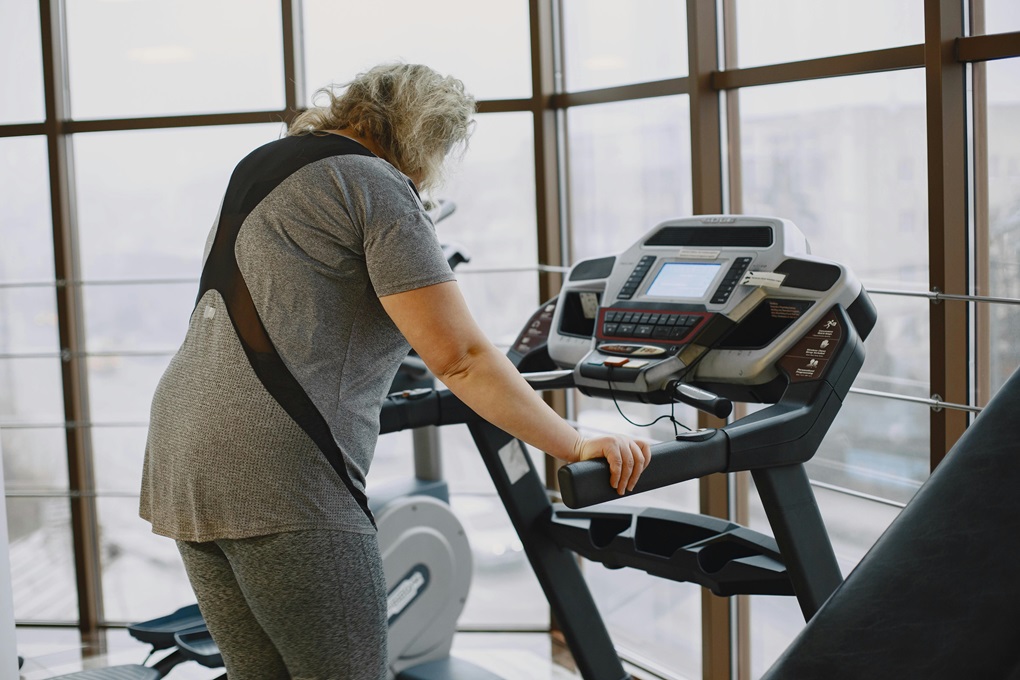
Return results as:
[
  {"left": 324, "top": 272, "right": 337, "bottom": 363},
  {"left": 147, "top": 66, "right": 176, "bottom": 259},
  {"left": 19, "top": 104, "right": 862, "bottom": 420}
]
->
[
  {"left": 696, "top": 538, "right": 760, "bottom": 574},
  {"left": 634, "top": 516, "right": 719, "bottom": 557},
  {"left": 551, "top": 507, "right": 791, "bottom": 595},
  {"left": 588, "top": 515, "right": 633, "bottom": 548}
]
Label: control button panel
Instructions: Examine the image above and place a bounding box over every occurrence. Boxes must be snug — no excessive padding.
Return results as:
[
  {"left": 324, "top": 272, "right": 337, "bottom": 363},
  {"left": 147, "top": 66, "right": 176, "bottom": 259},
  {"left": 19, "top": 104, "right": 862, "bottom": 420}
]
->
[
  {"left": 512, "top": 301, "right": 557, "bottom": 355},
  {"left": 617, "top": 255, "right": 656, "bottom": 300},
  {"left": 599, "top": 309, "right": 709, "bottom": 344},
  {"left": 710, "top": 257, "right": 753, "bottom": 305}
]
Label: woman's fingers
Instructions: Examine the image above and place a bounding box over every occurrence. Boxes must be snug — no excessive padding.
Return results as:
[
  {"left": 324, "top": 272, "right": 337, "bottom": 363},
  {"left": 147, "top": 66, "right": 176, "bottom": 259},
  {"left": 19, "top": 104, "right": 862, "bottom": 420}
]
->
[
  {"left": 619, "top": 438, "right": 651, "bottom": 493},
  {"left": 626, "top": 439, "right": 650, "bottom": 492},
  {"left": 606, "top": 447, "right": 620, "bottom": 490},
  {"left": 579, "top": 435, "right": 652, "bottom": 495},
  {"left": 616, "top": 441, "right": 634, "bottom": 495},
  {"left": 610, "top": 436, "right": 650, "bottom": 495}
]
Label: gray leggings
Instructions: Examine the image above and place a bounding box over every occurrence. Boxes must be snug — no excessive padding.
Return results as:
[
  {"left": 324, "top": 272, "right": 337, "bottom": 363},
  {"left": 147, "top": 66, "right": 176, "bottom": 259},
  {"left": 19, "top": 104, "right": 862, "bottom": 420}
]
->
[{"left": 177, "top": 529, "right": 388, "bottom": 680}]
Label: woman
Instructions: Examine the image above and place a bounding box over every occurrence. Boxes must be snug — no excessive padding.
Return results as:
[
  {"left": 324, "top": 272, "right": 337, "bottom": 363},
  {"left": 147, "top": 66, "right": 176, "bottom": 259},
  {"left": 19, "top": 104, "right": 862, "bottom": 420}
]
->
[{"left": 140, "top": 63, "right": 650, "bottom": 679}]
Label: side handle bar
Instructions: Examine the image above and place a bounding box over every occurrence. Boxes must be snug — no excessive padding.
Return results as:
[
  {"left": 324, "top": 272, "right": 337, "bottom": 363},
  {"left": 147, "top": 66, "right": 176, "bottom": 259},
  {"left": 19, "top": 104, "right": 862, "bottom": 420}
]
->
[
  {"left": 670, "top": 381, "right": 733, "bottom": 419},
  {"left": 558, "top": 305, "right": 866, "bottom": 508},
  {"left": 558, "top": 429, "right": 729, "bottom": 508},
  {"left": 379, "top": 388, "right": 478, "bottom": 434},
  {"left": 379, "top": 369, "right": 575, "bottom": 435}
]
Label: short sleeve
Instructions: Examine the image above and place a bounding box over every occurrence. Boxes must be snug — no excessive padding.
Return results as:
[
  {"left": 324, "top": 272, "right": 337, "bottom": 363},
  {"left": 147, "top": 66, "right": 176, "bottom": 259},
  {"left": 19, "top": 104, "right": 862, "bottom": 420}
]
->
[{"left": 365, "top": 210, "right": 456, "bottom": 297}]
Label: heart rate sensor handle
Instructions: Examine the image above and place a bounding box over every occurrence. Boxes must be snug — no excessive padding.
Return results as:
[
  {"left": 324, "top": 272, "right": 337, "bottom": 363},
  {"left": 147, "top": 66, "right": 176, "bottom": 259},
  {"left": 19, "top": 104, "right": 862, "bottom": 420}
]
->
[{"left": 670, "top": 381, "right": 733, "bottom": 419}]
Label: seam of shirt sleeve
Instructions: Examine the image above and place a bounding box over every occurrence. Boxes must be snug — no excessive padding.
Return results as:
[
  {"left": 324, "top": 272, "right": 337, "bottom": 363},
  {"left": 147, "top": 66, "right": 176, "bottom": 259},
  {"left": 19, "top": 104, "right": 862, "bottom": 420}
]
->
[{"left": 374, "top": 271, "right": 457, "bottom": 298}]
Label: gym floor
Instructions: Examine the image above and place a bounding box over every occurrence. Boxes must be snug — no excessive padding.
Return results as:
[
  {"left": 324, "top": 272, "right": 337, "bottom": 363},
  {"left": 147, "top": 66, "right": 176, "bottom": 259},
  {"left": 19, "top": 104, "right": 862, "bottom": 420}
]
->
[{"left": 15, "top": 627, "right": 606, "bottom": 679}]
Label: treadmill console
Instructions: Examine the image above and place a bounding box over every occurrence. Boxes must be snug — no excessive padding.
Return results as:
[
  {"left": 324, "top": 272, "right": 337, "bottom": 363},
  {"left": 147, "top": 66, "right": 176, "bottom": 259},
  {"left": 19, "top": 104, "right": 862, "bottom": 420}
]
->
[{"left": 548, "top": 215, "right": 875, "bottom": 404}]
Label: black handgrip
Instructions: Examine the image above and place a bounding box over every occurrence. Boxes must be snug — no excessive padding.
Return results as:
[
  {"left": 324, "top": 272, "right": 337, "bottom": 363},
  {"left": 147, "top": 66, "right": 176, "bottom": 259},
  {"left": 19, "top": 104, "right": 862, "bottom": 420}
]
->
[
  {"left": 522, "top": 369, "right": 576, "bottom": 391},
  {"left": 398, "top": 355, "right": 431, "bottom": 380},
  {"left": 557, "top": 429, "right": 730, "bottom": 508},
  {"left": 379, "top": 388, "right": 478, "bottom": 434},
  {"left": 671, "top": 381, "right": 733, "bottom": 419}
]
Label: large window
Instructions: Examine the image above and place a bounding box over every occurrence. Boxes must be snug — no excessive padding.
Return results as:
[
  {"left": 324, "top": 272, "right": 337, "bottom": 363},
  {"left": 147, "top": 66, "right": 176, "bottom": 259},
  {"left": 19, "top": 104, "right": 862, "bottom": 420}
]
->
[
  {"left": 566, "top": 96, "right": 693, "bottom": 262},
  {"left": 733, "top": 35, "right": 932, "bottom": 679},
  {"left": 977, "top": 0, "right": 1020, "bottom": 34},
  {"left": 732, "top": 0, "right": 924, "bottom": 68},
  {"left": 0, "top": 135, "right": 73, "bottom": 621},
  {"left": 981, "top": 56, "right": 1020, "bottom": 400},
  {"left": 65, "top": 0, "right": 284, "bottom": 119},
  {"left": 0, "top": 0, "right": 45, "bottom": 124},
  {"left": 561, "top": 0, "right": 688, "bottom": 91},
  {"left": 3, "top": 3, "right": 1019, "bottom": 679},
  {"left": 738, "top": 70, "right": 931, "bottom": 504},
  {"left": 302, "top": 0, "right": 532, "bottom": 102}
]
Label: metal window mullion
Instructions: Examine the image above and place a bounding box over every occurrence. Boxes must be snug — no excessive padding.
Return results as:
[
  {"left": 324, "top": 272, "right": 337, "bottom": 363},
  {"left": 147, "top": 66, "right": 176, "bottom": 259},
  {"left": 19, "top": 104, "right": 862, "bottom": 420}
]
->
[
  {"left": 64, "top": 111, "right": 290, "bottom": 134},
  {"left": 38, "top": 0, "right": 104, "bottom": 650},
  {"left": 530, "top": 0, "right": 568, "bottom": 638},
  {"left": 551, "top": 78, "right": 689, "bottom": 108},
  {"left": 722, "top": 0, "right": 742, "bottom": 218},
  {"left": 955, "top": 30, "right": 1020, "bottom": 62},
  {"left": 0, "top": 122, "right": 47, "bottom": 138},
  {"left": 688, "top": 1, "right": 733, "bottom": 679},
  {"left": 925, "top": 0, "right": 971, "bottom": 470},
  {"left": 721, "top": 0, "right": 748, "bottom": 671},
  {"left": 281, "top": 0, "right": 304, "bottom": 123},
  {"left": 531, "top": 0, "right": 564, "bottom": 305},
  {"left": 713, "top": 45, "right": 925, "bottom": 91},
  {"left": 689, "top": 0, "right": 725, "bottom": 218},
  {"left": 532, "top": 0, "right": 570, "bottom": 482}
]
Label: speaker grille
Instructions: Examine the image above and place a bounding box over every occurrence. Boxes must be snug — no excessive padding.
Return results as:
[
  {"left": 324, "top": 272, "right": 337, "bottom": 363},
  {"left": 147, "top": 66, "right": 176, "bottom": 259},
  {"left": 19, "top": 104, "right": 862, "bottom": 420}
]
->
[
  {"left": 569, "top": 255, "right": 616, "bottom": 281},
  {"left": 645, "top": 226, "right": 773, "bottom": 248}
]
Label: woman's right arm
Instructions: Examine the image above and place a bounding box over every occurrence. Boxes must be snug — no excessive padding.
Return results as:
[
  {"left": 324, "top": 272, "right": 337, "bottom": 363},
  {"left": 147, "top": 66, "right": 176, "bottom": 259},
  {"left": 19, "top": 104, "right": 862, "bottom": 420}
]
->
[{"left": 380, "top": 280, "right": 651, "bottom": 495}]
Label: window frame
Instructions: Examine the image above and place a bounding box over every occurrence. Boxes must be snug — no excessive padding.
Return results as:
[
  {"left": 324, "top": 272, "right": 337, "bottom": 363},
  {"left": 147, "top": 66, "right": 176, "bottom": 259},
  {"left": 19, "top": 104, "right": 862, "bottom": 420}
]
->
[{"left": 2, "top": 0, "right": 1018, "bottom": 673}]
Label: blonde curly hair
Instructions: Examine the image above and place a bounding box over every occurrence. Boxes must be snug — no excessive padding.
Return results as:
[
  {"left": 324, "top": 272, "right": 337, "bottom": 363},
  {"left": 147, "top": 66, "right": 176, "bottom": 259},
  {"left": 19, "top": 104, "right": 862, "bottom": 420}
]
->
[{"left": 288, "top": 63, "right": 476, "bottom": 193}]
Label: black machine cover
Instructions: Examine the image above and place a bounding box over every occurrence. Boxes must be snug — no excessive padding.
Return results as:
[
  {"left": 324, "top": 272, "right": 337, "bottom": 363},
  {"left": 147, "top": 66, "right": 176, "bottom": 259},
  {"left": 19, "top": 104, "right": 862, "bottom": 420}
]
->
[{"left": 761, "top": 365, "right": 1020, "bottom": 680}]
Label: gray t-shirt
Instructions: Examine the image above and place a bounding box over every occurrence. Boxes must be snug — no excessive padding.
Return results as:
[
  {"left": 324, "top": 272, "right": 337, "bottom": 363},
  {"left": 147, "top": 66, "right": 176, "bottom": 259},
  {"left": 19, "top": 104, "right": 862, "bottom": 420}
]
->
[{"left": 140, "top": 134, "right": 455, "bottom": 541}]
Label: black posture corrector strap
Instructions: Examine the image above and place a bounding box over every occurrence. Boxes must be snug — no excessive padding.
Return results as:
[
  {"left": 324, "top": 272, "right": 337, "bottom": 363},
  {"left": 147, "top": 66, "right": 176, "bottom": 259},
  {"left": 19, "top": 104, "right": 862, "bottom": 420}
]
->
[{"left": 197, "top": 135, "right": 377, "bottom": 527}]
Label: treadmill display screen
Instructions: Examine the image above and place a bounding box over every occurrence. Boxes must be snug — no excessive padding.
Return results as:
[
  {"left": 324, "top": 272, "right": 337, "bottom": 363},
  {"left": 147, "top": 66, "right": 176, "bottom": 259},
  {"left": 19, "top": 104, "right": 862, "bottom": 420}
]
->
[{"left": 645, "top": 262, "right": 722, "bottom": 299}]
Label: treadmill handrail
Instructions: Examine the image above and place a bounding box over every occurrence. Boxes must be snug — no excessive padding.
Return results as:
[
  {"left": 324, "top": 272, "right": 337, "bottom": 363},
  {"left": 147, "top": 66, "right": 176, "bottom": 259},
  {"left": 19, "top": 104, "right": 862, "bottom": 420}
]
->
[
  {"left": 379, "top": 388, "right": 478, "bottom": 434},
  {"left": 558, "top": 429, "right": 730, "bottom": 508},
  {"left": 379, "top": 370, "right": 574, "bottom": 435},
  {"left": 557, "top": 305, "right": 866, "bottom": 508},
  {"left": 523, "top": 369, "right": 576, "bottom": 390},
  {"left": 382, "top": 306, "right": 865, "bottom": 508}
]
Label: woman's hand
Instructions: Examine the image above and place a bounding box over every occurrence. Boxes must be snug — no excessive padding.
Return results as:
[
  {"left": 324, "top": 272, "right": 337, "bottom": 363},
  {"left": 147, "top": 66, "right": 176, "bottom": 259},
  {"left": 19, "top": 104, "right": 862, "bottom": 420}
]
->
[{"left": 573, "top": 435, "right": 652, "bottom": 496}]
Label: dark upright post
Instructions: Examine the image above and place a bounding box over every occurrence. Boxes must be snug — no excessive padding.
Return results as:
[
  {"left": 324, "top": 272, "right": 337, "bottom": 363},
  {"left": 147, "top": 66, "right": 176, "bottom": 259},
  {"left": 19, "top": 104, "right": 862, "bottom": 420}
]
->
[
  {"left": 751, "top": 464, "right": 842, "bottom": 619},
  {"left": 467, "top": 420, "right": 628, "bottom": 680}
]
